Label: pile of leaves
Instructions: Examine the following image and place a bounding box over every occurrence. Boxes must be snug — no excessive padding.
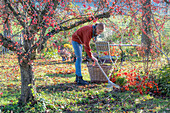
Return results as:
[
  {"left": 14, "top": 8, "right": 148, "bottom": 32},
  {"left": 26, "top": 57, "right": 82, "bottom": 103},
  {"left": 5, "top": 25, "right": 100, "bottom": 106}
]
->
[{"left": 110, "top": 64, "right": 170, "bottom": 97}]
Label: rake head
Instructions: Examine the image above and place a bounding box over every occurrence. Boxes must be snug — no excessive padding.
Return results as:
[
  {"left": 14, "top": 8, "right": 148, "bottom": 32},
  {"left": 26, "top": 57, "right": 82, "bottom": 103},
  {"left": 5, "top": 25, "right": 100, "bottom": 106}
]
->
[{"left": 107, "top": 81, "right": 120, "bottom": 89}]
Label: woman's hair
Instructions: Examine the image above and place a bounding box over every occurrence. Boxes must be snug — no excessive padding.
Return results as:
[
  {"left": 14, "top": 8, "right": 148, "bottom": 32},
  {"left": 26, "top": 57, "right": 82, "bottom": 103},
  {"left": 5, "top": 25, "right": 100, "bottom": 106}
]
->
[{"left": 95, "top": 23, "right": 105, "bottom": 30}]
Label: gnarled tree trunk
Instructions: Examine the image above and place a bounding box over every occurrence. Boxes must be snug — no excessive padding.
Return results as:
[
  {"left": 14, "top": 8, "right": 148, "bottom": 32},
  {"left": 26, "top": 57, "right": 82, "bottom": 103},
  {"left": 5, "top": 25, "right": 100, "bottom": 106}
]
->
[
  {"left": 17, "top": 31, "right": 37, "bottom": 105},
  {"left": 18, "top": 57, "right": 36, "bottom": 105}
]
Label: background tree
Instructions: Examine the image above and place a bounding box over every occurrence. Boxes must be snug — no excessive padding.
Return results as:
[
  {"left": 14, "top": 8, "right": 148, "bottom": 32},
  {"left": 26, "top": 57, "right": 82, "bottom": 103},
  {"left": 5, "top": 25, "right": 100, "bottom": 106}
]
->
[{"left": 142, "top": 0, "right": 152, "bottom": 72}]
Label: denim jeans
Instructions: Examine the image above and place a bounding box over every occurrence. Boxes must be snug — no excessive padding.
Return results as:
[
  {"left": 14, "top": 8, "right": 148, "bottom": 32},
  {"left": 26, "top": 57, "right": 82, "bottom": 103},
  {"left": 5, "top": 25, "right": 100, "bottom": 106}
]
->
[{"left": 72, "top": 41, "right": 82, "bottom": 77}]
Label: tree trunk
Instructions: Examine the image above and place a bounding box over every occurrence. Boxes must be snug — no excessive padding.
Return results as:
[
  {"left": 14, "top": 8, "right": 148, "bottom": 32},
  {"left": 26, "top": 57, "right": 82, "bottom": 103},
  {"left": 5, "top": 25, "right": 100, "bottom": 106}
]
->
[
  {"left": 18, "top": 57, "right": 36, "bottom": 105},
  {"left": 141, "top": 0, "right": 152, "bottom": 73},
  {"left": 142, "top": 0, "right": 152, "bottom": 54}
]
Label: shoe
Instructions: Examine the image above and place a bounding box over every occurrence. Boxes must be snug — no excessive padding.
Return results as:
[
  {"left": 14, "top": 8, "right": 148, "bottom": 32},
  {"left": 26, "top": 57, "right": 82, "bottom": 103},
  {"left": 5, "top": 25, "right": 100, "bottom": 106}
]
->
[
  {"left": 77, "top": 76, "right": 89, "bottom": 86},
  {"left": 75, "top": 75, "right": 88, "bottom": 83},
  {"left": 75, "top": 75, "right": 78, "bottom": 82}
]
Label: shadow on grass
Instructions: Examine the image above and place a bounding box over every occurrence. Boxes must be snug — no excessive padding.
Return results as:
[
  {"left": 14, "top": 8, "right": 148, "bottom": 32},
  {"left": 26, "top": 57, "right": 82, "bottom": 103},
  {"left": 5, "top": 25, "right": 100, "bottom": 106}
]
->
[
  {"left": 44, "top": 73, "right": 75, "bottom": 78},
  {"left": 34, "top": 60, "right": 75, "bottom": 66},
  {"left": 36, "top": 82, "right": 107, "bottom": 93},
  {"left": 75, "top": 89, "right": 170, "bottom": 113},
  {"left": 1, "top": 83, "right": 169, "bottom": 113}
]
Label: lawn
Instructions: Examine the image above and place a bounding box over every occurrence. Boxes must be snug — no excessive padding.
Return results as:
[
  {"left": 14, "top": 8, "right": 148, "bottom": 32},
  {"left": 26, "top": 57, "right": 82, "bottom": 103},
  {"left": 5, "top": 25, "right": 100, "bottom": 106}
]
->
[{"left": 0, "top": 54, "right": 169, "bottom": 113}]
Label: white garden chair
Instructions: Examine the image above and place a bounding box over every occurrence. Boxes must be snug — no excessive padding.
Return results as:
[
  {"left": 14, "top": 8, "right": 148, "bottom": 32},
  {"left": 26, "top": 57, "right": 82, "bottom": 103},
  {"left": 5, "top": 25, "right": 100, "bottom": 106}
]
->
[
  {"left": 95, "top": 41, "right": 119, "bottom": 78},
  {"left": 95, "top": 41, "right": 118, "bottom": 64}
]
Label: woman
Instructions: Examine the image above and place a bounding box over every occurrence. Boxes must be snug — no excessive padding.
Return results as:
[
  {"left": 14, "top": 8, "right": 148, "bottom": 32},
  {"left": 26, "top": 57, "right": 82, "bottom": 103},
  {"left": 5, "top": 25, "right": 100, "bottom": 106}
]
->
[{"left": 72, "top": 23, "right": 105, "bottom": 85}]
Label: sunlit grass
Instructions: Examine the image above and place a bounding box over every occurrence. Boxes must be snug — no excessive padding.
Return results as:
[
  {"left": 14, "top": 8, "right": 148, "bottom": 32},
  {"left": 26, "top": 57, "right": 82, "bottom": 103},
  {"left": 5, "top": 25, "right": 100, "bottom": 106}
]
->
[{"left": 0, "top": 54, "right": 169, "bottom": 112}]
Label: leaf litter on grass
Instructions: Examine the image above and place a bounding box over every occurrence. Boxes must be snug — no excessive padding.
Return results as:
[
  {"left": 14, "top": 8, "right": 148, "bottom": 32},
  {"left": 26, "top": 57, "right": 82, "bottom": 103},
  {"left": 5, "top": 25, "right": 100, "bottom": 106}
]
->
[{"left": 0, "top": 55, "right": 169, "bottom": 112}]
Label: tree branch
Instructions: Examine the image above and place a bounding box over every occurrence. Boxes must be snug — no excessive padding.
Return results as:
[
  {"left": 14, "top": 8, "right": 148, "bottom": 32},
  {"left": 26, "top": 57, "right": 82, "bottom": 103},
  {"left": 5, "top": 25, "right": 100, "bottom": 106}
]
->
[
  {"left": 41, "top": 0, "right": 59, "bottom": 18},
  {"left": 164, "top": 0, "right": 170, "bottom": 4},
  {"left": 21, "top": 11, "right": 111, "bottom": 60},
  {"left": 5, "top": 0, "right": 25, "bottom": 28},
  {"left": 52, "top": 11, "right": 111, "bottom": 33},
  {"left": 0, "top": 33, "right": 23, "bottom": 52}
]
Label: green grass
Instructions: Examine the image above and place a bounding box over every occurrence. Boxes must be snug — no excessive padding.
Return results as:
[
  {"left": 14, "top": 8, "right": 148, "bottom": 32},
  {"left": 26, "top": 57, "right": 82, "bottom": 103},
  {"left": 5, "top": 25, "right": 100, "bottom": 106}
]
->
[{"left": 0, "top": 54, "right": 169, "bottom": 113}]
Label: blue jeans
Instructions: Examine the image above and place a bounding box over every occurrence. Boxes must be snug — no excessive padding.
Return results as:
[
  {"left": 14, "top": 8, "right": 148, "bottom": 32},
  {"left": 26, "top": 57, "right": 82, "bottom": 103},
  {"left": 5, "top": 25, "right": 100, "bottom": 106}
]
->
[{"left": 72, "top": 41, "right": 82, "bottom": 77}]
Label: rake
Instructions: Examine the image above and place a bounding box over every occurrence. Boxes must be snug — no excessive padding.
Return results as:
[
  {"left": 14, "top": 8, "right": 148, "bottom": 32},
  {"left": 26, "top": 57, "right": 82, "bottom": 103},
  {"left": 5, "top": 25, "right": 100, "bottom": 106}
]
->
[{"left": 96, "top": 61, "right": 120, "bottom": 89}]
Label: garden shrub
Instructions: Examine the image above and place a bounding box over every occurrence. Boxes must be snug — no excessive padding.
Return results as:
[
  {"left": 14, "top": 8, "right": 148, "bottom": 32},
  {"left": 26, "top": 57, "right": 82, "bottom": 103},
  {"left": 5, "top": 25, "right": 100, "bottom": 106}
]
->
[
  {"left": 155, "top": 64, "right": 170, "bottom": 97},
  {"left": 115, "top": 76, "right": 127, "bottom": 87}
]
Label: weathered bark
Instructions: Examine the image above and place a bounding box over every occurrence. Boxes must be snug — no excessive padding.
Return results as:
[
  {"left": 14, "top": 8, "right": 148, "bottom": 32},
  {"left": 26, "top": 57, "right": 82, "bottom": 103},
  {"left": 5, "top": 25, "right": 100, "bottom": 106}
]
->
[
  {"left": 141, "top": 0, "right": 152, "bottom": 73},
  {"left": 142, "top": 0, "right": 152, "bottom": 54},
  {"left": 17, "top": 31, "right": 36, "bottom": 105},
  {"left": 18, "top": 57, "right": 36, "bottom": 105}
]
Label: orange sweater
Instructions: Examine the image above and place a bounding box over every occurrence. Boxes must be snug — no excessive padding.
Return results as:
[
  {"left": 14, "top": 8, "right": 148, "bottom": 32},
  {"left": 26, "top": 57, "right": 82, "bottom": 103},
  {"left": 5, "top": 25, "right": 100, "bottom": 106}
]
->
[{"left": 72, "top": 25, "right": 93, "bottom": 58}]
